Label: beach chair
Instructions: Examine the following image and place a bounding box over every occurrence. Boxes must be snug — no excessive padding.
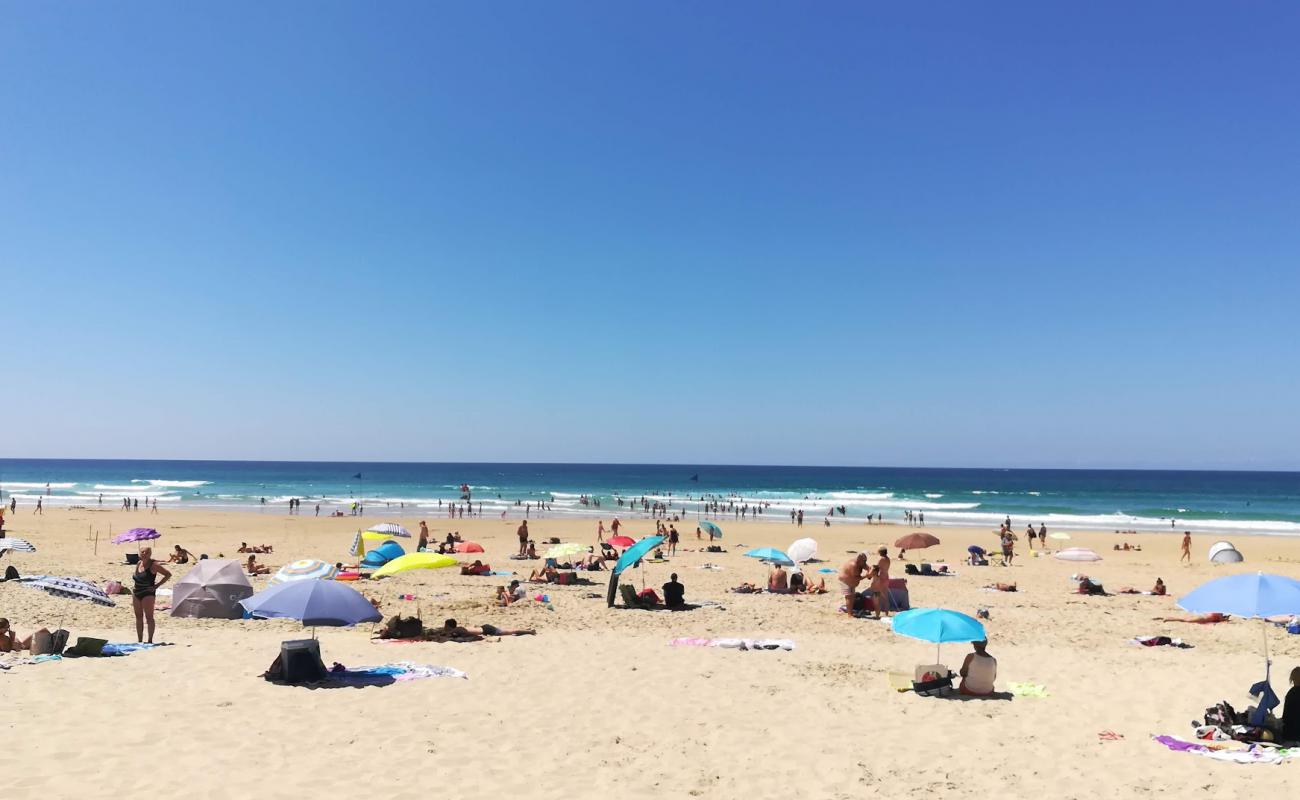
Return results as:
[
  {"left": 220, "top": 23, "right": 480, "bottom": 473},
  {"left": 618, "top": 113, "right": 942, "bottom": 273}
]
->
[{"left": 619, "top": 583, "right": 654, "bottom": 610}]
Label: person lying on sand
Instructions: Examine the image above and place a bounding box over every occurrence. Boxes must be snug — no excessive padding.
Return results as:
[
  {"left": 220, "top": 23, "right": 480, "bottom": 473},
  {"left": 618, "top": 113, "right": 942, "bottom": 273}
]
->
[
  {"left": 1153, "top": 612, "right": 1230, "bottom": 624},
  {"left": 984, "top": 582, "right": 1018, "bottom": 592},
  {"left": 1074, "top": 575, "right": 1107, "bottom": 595},
  {"left": 437, "top": 618, "right": 535, "bottom": 641},
  {"left": 0, "top": 618, "right": 40, "bottom": 652},
  {"left": 731, "top": 582, "right": 762, "bottom": 593},
  {"left": 1119, "top": 578, "right": 1166, "bottom": 595},
  {"left": 461, "top": 560, "right": 491, "bottom": 576},
  {"left": 167, "top": 544, "right": 197, "bottom": 564},
  {"left": 245, "top": 555, "right": 272, "bottom": 575}
]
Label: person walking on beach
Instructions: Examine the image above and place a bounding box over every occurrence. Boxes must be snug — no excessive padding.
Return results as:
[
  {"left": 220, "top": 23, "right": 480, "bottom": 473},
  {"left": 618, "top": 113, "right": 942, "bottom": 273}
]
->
[
  {"left": 34, "top": 498, "right": 42, "bottom": 515},
  {"left": 151, "top": 498, "right": 158, "bottom": 514},
  {"left": 597, "top": 520, "right": 605, "bottom": 543},
  {"left": 517, "top": 520, "right": 530, "bottom": 556},
  {"left": 838, "top": 553, "right": 870, "bottom": 615},
  {"left": 1180, "top": 531, "right": 1192, "bottom": 564},
  {"left": 131, "top": 547, "right": 171, "bottom": 644}
]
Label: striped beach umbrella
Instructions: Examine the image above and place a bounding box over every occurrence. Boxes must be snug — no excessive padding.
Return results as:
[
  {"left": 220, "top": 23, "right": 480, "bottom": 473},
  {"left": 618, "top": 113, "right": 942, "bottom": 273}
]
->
[
  {"left": 0, "top": 537, "right": 36, "bottom": 553},
  {"left": 112, "top": 528, "right": 161, "bottom": 545},
  {"left": 269, "top": 559, "right": 339, "bottom": 586},
  {"left": 20, "top": 575, "right": 116, "bottom": 607},
  {"left": 366, "top": 523, "right": 412, "bottom": 538}
]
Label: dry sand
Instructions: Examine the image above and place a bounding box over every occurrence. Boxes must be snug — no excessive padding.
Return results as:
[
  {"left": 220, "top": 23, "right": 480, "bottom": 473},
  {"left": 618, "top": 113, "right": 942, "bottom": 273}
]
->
[{"left": 3, "top": 507, "right": 1299, "bottom": 798}]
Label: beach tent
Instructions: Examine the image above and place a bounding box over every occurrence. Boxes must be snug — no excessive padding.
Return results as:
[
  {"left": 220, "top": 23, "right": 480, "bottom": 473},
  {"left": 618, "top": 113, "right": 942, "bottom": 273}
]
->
[
  {"left": 1208, "top": 541, "right": 1244, "bottom": 564},
  {"left": 454, "top": 541, "right": 485, "bottom": 553},
  {"left": 371, "top": 552, "right": 458, "bottom": 579},
  {"left": 352, "top": 530, "right": 402, "bottom": 558},
  {"left": 171, "top": 559, "right": 253, "bottom": 619},
  {"left": 360, "top": 540, "right": 406, "bottom": 569}
]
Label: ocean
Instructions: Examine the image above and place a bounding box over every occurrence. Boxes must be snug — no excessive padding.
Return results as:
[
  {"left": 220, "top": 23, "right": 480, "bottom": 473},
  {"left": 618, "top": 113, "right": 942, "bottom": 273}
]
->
[{"left": 2, "top": 459, "right": 1298, "bottom": 536}]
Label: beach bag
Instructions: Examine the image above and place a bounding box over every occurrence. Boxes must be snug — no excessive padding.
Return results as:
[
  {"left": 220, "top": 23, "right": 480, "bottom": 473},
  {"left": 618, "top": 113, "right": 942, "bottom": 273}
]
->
[
  {"left": 67, "top": 637, "right": 107, "bottom": 657},
  {"left": 905, "top": 564, "right": 920, "bottom": 575},
  {"left": 1204, "top": 701, "right": 1239, "bottom": 728}
]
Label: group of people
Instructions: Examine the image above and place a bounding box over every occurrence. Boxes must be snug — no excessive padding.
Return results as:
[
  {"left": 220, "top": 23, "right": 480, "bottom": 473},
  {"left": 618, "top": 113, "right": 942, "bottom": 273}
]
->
[{"left": 838, "top": 548, "right": 894, "bottom": 618}]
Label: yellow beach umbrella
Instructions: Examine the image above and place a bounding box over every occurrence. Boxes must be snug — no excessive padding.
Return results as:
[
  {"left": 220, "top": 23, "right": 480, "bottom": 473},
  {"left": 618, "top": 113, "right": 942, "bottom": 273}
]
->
[
  {"left": 371, "top": 552, "right": 458, "bottom": 579},
  {"left": 545, "top": 542, "right": 586, "bottom": 560}
]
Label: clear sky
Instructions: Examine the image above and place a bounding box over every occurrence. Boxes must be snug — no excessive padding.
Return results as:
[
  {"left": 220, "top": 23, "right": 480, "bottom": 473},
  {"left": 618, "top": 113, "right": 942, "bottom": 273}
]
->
[{"left": 2, "top": 2, "right": 1297, "bottom": 469}]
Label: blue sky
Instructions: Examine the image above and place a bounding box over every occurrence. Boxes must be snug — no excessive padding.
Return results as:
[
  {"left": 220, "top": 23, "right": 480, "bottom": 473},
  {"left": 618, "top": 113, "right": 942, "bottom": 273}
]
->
[{"left": 2, "top": 2, "right": 1297, "bottom": 469}]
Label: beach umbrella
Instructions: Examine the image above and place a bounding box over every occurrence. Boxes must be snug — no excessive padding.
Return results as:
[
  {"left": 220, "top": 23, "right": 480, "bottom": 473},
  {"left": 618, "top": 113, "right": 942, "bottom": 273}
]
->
[
  {"left": 1178, "top": 572, "right": 1300, "bottom": 677},
  {"left": 454, "top": 541, "right": 484, "bottom": 554},
  {"left": 1054, "top": 547, "right": 1102, "bottom": 562},
  {"left": 614, "top": 535, "right": 665, "bottom": 574},
  {"left": 351, "top": 530, "right": 399, "bottom": 557},
  {"left": 787, "top": 538, "right": 818, "bottom": 563},
  {"left": 112, "top": 528, "right": 160, "bottom": 545},
  {"left": 20, "top": 575, "right": 115, "bottom": 607},
  {"left": 371, "top": 552, "right": 458, "bottom": 579},
  {"left": 699, "top": 520, "right": 723, "bottom": 539},
  {"left": 171, "top": 559, "right": 253, "bottom": 618},
  {"left": 545, "top": 542, "right": 586, "bottom": 560},
  {"left": 0, "top": 537, "right": 36, "bottom": 553},
  {"left": 1208, "top": 541, "right": 1243, "bottom": 564},
  {"left": 366, "top": 523, "right": 411, "bottom": 538},
  {"left": 895, "top": 532, "right": 940, "bottom": 550},
  {"left": 891, "top": 607, "right": 987, "bottom": 665},
  {"left": 240, "top": 579, "right": 381, "bottom": 627},
  {"left": 744, "top": 547, "right": 794, "bottom": 566},
  {"left": 607, "top": 535, "right": 636, "bottom": 548},
  {"left": 269, "top": 559, "right": 339, "bottom": 586}
]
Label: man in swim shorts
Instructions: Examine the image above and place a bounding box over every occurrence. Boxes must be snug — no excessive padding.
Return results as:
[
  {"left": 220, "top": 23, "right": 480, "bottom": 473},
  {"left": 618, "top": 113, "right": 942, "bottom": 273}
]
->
[{"left": 838, "top": 553, "right": 870, "bottom": 614}]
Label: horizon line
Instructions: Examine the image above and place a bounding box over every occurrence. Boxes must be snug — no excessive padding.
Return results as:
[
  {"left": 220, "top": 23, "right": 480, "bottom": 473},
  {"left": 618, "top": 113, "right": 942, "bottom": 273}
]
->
[{"left": 0, "top": 456, "right": 1297, "bottom": 475}]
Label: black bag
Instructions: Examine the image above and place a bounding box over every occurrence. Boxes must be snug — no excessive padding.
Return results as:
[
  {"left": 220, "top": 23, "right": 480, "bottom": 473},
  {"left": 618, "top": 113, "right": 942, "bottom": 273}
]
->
[
  {"left": 279, "top": 639, "right": 328, "bottom": 684},
  {"left": 905, "top": 564, "right": 920, "bottom": 575},
  {"left": 1205, "top": 700, "right": 1239, "bottom": 727},
  {"left": 914, "top": 675, "right": 953, "bottom": 697}
]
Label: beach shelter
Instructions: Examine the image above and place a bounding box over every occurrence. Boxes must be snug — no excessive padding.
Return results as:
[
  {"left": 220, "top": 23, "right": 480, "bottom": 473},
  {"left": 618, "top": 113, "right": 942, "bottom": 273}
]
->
[
  {"left": 454, "top": 541, "right": 485, "bottom": 553},
  {"left": 1178, "top": 572, "right": 1300, "bottom": 678},
  {"left": 787, "top": 538, "right": 818, "bottom": 563},
  {"left": 895, "top": 532, "right": 940, "bottom": 551},
  {"left": 1208, "top": 541, "right": 1244, "bottom": 564},
  {"left": 0, "top": 537, "right": 36, "bottom": 554},
  {"left": 366, "top": 523, "right": 411, "bottom": 538},
  {"left": 20, "top": 575, "right": 115, "bottom": 607},
  {"left": 360, "top": 540, "right": 406, "bottom": 569},
  {"left": 241, "top": 579, "right": 381, "bottom": 627},
  {"left": 1054, "top": 547, "right": 1102, "bottom": 563},
  {"left": 607, "top": 535, "right": 665, "bottom": 607},
  {"left": 351, "top": 530, "right": 403, "bottom": 558},
  {"left": 112, "top": 528, "right": 161, "bottom": 545},
  {"left": 892, "top": 607, "right": 987, "bottom": 665},
  {"left": 270, "top": 559, "right": 339, "bottom": 586},
  {"left": 171, "top": 559, "right": 253, "bottom": 619},
  {"left": 745, "top": 547, "right": 794, "bottom": 566},
  {"left": 370, "top": 552, "right": 458, "bottom": 579}
]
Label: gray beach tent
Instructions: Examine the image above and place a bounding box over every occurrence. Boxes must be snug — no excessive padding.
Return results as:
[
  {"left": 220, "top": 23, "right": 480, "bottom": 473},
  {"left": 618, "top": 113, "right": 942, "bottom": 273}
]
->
[
  {"left": 171, "top": 559, "right": 254, "bottom": 618},
  {"left": 1208, "top": 541, "right": 1244, "bottom": 564}
]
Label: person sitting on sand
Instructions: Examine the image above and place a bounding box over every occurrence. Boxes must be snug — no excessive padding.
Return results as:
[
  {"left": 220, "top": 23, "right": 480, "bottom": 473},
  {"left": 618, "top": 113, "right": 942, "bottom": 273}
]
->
[
  {"left": 528, "top": 564, "right": 558, "bottom": 583},
  {"left": 769, "top": 563, "right": 789, "bottom": 593},
  {"left": 460, "top": 560, "right": 491, "bottom": 576},
  {"left": 245, "top": 555, "right": 271, "bottom": 576},
  {"left": 496, "top": 580, "right": 527, "bottom": 606},
  {"left": 1153, "top": 612, "right": 1230, "bottom": 624},
  {"left": 0, "top": 618, "right": 42, "bottom": 652},
  {"left": 959, "top": 640, "right": 997, "bottom": 696},
  {"left": 238, "top": 542, "right": 251, "bottom": 553},
  {"left": 984, "top": 582, "right": 1018, "bottom": 592},
  {"left": 1282, "top": 666, "right": 1300, "bottom": 744},
  {"left": 167, "top": 544, "right": 196, "bottom": 564},
  {"left": 1075, "top": 575, "right": 1106, "bottom": 595},
  {"left": 525, "top": 541, "right": 538, "bottom": 559},
  {"left": 662, "top": 573, "right": 686, "bottom": 608},
  {"left": 838, "top": 553, "right": 870, "bottom": 614}
]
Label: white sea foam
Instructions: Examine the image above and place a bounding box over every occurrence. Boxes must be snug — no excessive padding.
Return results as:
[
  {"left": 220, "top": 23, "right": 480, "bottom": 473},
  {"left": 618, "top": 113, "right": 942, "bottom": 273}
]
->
[
  {"left": 921, "top": 509, "right": 1300, "bottom": 536},
  {"left": 925, "top": 493, "right": 944, "bottom": 499},
  {"left": 133, "top": 479, "right": 212, "bottom": 488}
]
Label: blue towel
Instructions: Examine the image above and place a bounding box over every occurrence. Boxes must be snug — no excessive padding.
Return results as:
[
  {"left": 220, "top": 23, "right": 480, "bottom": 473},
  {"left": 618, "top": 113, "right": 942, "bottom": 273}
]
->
[
  {"left": 102, "top": 642, "right": 168, "bottom": 656},
  {"left": 1248, "top": 679, "right": 1280, "bottom": 726}
]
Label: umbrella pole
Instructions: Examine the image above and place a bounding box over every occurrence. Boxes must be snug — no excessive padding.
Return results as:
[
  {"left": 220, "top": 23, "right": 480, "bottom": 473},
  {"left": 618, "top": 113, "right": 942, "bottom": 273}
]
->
[{"left": 1263, "top": 619, "right": 1271, "bottom": 681}]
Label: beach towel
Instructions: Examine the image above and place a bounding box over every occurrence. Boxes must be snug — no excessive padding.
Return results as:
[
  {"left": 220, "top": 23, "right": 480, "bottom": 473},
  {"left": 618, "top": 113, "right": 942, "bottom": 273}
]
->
[
  {"left": 1152, "top": 735, "right": 1300, "bottom": 765},
  {"left": 887, "top": 671, "right": 914, "bottom": 692},
  {"left": 101, "top": 642, "right": 173, "bottom": 657},
  {"left": 323, "top": 661, "right": 468, "bottom": 687},
  {"left": 670, "top": 637, "right": 794, "bottom": 651},
  {"left": 1007, "top": 682, "right": 1049, "bottom": 698},
  {"left": 1129, "top": 636, "right": 1193, "bottom": 649}
]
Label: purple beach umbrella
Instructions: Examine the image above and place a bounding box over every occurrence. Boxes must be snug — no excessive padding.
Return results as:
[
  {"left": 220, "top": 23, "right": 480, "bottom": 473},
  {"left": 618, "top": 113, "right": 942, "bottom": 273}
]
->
[{"left": 112, "top": 528, "right": 161, "bottom": 545}]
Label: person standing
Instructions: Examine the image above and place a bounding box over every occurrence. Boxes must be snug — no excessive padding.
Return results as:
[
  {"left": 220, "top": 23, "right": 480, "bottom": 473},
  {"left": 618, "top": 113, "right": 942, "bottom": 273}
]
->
[
  {"left": 597, "top": 520, "right": 605, "bottom": 543},
  {"left": 837, "top": 553, "right": 870, "bottom": 615},
  {"left": 870, "top": 546, "right": 892, "bottom": 619},
  {"left": 418, "top": 520, "right": 429, "bottom": 552},
  {"left": 131, "top": 547, "right": 171, "bottom": 644},
  {"left": 34, "top": 497, "right": 42, "bottom": 515},
  {"left": 517, "top": 520, "right": 530, "bottom": 556},
  {"left": 1180, "top": 531, "right": 1192, "bottom": 564},
  {"left": 667, "top": 524, "right": 679, "bottom": 556}
]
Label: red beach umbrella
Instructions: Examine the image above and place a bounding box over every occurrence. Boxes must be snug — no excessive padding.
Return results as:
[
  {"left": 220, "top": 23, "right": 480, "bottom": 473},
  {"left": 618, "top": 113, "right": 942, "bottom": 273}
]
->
[{"left": 894, "top": 532, "right": 941, "bottom": 550}]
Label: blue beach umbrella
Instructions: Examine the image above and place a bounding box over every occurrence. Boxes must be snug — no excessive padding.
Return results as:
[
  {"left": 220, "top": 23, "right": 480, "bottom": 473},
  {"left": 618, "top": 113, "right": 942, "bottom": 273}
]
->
[
  {"left": 744, "top": 547, "right": 794, "bottom": 566},
  {"left": 699, "top": 520, "right": 723, "bottom": 540},
  {"left": 614, "top": 535, "right": 665, "bottom": 574},
  {"left": 1178, "top": 572, "right": 1300, "bottom": 676},
  {"left": 240, "top": 579, "right": 382, "bottom": 628},
  {"left": 892, "top": 607, "right": 987, "bottom": 664}
]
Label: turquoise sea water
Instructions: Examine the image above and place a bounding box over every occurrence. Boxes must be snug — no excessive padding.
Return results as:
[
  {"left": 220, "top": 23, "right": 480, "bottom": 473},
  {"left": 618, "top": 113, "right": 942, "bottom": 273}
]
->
[{"left": 1, "top": 459, "right": 1297, "bottom": 535}]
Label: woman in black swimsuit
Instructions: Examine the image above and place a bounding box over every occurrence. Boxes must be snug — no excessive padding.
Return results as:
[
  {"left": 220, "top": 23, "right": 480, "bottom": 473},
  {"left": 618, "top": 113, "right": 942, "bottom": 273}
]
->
[{"left": 131, "top": 547, "right": 171, "bottom": 644}]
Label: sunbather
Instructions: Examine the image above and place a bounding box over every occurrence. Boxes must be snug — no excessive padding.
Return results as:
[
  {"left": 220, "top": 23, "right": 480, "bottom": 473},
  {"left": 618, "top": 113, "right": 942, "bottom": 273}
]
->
[
  {"left": 246, "top": 555, "right": 272, "bottom": 575},
  {"left": 768, "top": 564, "right": 789, "bottom": 593},
  {"left": 435, "top": 619, "right": 536, "bottom": 641},
  {"left": 167, "top": 544, "right": 197, "bottom": 564},
  {"left": 1118, "top": 578, "right": 1166, "bottom": 595},
  {"left": 984, "top": 582, "right": 1017, "bottom": 592},
  {"left": 528, "top": 565, "right": 558, "bottom": 583},
  {"left": 0, "top": 618, "right": 39, "bottom": 652},
  {"left": 1152, "top": 612, "right": 1229, "bottom": 624},
  {"left": 731, "top": 582, "right": 762, "bottom": 593},
  {"left": 460, "top": 560, "right": 491, "bottom": 576},
  {"left": 958, "top": 640, "right": 997, "bottom": 696}
]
